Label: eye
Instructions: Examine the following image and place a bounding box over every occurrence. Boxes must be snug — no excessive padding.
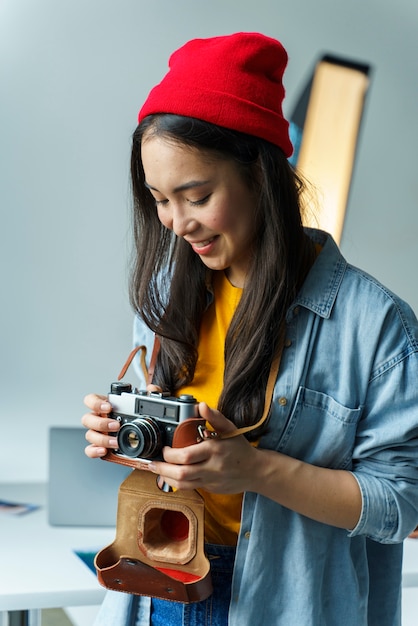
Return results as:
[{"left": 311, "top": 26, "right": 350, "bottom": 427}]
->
[
  {"left": 146, "top": 187, "right": 168, "bottom": 207},
  {"left": 188, "top": 194, "right": 211, "bottom": 207},
  {"left": 149, "top": 193, "right": 168, "bottom": 207}
]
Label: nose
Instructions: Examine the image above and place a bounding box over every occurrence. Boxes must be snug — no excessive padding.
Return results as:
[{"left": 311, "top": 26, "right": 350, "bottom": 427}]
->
[{"left": 168, "top": 203, "right": 199, "bottom": 238}]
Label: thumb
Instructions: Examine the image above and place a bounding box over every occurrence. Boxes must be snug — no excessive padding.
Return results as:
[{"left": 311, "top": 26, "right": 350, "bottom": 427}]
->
[
  {"left": 198, "top": 402, "right": 238, "bottom": 436},
  {"left": 146, "top": 384, "right": 163, "bottom": 393}
]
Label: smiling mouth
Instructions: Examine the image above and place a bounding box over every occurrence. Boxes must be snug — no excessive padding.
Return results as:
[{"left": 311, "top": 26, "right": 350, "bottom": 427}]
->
[
  {"left": 188, "top": 236, "right": 218, "bottom": 254},
  {"left": 192, "top": 237, "right": 216, "bottom": 248}
]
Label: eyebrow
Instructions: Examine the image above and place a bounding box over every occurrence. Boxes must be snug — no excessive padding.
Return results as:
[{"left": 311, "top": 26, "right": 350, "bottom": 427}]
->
[{"left": 144, "top": 180, "right": 211, "bottom": 194}]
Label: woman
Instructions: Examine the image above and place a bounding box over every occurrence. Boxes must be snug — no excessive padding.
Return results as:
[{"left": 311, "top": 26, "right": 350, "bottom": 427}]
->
[{"left": 82, "top": 32, "right": 418, "bottom": 625}]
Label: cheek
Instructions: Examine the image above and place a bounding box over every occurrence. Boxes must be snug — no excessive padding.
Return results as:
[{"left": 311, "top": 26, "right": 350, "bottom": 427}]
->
[
  {"left": 217, "top": 212, "right": 248, "bottom": 235},
  {"left": 207, "top": 207, "right": 236, "bottom": 232},
  {"left": 214, "top": 192, "right": 254, "bottom": 235}
]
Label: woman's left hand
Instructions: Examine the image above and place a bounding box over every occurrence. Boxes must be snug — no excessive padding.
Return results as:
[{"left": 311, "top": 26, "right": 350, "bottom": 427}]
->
[
  {"left": 147, "top": 401, "right": 363, "bottom": 531},
  {"left": 146, "top": 402, "right": 259, "bottom": 494}
]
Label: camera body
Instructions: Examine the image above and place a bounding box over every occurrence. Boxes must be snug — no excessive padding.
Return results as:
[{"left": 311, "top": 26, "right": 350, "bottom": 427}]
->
[{"left": 108, "top": 382, "right": 199, "bottom": 462}]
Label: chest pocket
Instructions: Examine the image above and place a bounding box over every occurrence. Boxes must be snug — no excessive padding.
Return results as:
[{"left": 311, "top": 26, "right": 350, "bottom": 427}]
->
[{"left": 277, "top": 387, "right": 363, "bottom": 469}]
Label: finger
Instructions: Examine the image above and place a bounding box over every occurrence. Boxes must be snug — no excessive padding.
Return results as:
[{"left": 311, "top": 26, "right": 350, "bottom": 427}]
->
[
  {"left": 146, "top": 384, "right": 163, "bottom": 393},
  {"left": 84, "top": 443, "right": 108, "bottom": 458},
  {"left": 162, "top": 442, "right": 210, "bottom": 465},
  {"left": 84, "top": 427, "right": 119, "bottom": 450},
  {"left": 81, "top": 412, "right": 120, "bottom": 433},
  {"left": 84, "top": 393, "right": 112, "bottom": 415},
  {"left": 198, "top": 402, "right": 237, "bottom": 436},
  {"left": 148, "top": 460, "right": 200, "bottom": 489}
]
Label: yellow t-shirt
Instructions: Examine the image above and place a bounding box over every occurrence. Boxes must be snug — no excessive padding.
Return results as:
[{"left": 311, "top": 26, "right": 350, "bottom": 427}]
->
[{"left": 180, "top": 271, "right": 243, "bottom": 545}]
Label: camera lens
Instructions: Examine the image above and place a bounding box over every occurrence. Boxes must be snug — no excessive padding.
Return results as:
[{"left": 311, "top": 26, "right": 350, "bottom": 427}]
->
[{"left": 117, "top": 417, "right": 162, "bottom": 459}]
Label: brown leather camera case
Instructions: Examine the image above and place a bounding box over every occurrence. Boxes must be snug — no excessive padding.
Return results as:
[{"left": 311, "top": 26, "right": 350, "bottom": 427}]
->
[{"left": 95, "top": 418, "right": 213, "bottom": 603}]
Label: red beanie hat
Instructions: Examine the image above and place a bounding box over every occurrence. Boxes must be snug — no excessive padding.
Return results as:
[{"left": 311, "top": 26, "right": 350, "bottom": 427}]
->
[{"left": 138, "top": 32, "right": 293, "bottom": 157}]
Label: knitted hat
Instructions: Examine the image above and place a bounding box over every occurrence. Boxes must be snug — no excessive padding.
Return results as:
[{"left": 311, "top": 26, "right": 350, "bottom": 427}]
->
[{"left": 138, "top": 32, "right": 293, "bottom": 157}]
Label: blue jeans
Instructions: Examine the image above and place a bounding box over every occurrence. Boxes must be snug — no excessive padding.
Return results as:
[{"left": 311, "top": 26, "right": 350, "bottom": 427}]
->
[{"left": 150, "top": 544, "right": 236, "bottom": 626}]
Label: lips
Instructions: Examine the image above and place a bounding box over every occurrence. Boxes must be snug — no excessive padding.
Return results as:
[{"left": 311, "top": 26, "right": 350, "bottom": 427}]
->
[
  {"left": 192, "top": 237, "right": 215, "bottom": 248},
  {"left": 188, "top": 236, "right": 218, "bottom": 255}
]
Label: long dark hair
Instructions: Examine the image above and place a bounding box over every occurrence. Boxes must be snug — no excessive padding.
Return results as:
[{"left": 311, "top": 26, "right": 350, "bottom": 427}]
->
[{"left": 130, "top": 114, "right": 315, "bottom": 436}]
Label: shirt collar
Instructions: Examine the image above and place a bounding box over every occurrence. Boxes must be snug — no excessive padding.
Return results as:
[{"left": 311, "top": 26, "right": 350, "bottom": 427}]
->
[{"left": 287, "top": 229, "right": 347, "bottom": 321}]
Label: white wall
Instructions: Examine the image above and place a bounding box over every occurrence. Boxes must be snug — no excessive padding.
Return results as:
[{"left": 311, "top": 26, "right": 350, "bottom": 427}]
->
[{"left": 1, "top": 0, "right": 417, "bottom": 482}]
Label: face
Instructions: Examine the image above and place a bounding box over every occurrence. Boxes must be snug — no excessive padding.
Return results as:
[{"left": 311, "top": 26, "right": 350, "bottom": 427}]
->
[{"left": 141, "top": 134, "right": 257, "bottom": 288}]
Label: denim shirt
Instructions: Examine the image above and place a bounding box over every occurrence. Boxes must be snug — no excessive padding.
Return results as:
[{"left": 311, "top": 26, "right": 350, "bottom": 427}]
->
[{"left": 96, "top": 229, "right": 418, "bottom": 626}]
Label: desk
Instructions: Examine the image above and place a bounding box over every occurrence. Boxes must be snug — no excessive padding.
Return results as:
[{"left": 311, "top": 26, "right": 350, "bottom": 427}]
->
[
  {"left": 0, "top": 483, "right": 114, "bottom": 626},
  {"left": 403, "top": 536, "right": 418, "bottom": 587}
]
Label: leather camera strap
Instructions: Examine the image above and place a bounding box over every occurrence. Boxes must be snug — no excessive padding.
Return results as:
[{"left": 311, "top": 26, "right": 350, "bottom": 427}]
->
[
  {"left": 218, "top": 348, "right": 282, "bottom": 440},
  {"left": 116, "top": 335, "right": 282, "bottom": 441},
  {"left": 117, "top": 343, "right": 157, "bottom": 384}
]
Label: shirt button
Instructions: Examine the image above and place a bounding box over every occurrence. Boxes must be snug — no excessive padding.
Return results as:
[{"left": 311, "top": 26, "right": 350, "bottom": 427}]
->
[
  {"left": 293, "top": 306, "right": 300, "bottom": 316},
  {"left": 278, "top": 397, "right": 287, "bottom": 406},
  {"left": 284, "top": 338, "right": 292, "bottom": 348},
  {"left": 244, "top": 531, "right": 251, "bottom": 540}
]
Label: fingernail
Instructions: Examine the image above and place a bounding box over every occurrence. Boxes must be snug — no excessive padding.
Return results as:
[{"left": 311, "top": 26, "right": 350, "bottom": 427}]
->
[
  {"left": 101, "top": 402, "right": 111, "bottom": 412},
  {"left": 107, "top": 421, "right": 120, "bottom": 431},
  {"left": 108, "top": 437, "right": 118, "bottom": 447}
]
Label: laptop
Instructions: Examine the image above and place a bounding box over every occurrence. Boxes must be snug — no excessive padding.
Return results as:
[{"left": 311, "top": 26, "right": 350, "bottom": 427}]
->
[{"left": 48, "top": 426, "right": 132, "bottom": 526}]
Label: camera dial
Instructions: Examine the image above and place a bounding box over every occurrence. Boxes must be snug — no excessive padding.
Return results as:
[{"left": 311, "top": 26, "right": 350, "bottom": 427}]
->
[{"left": 110, "top": 382, "right": 132, "bottom": 395}]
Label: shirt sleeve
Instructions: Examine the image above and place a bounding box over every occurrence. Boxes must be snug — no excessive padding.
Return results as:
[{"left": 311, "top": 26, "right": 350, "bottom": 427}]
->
[{"left": 348, "top": 302, "right": 418, "bottom": 543}]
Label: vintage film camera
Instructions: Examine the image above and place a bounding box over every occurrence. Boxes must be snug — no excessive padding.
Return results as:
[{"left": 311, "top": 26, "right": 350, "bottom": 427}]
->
[{"left": 107, "top": 381, "right": 202, "bottom": 463}]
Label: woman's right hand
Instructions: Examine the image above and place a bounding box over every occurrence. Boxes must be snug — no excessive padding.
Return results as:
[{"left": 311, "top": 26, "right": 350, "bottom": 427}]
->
[{"left": 81, "top": 393, "right": 120, "bottom": 458}]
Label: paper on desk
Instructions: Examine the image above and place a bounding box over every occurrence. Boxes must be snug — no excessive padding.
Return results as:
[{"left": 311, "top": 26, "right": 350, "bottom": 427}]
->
[{"left": 0, "top": 499, "right": 40, "bottom": 515}]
